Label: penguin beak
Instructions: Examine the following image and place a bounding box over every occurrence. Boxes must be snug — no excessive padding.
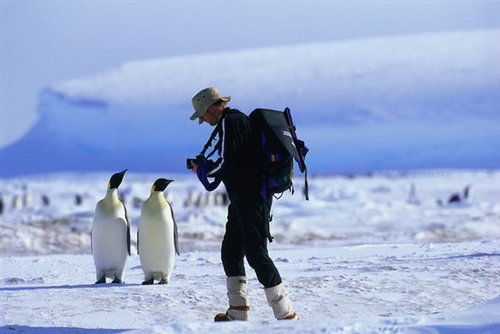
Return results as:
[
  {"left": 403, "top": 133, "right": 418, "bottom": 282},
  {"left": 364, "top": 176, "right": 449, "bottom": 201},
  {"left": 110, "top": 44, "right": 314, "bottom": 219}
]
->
[{"left": 109, "top": 169, "right": 128, "bottom": 189}]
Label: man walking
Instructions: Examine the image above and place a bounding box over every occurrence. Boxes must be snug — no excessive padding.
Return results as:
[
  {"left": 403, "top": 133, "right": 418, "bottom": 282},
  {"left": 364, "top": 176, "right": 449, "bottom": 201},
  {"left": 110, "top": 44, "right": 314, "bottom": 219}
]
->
[{"left": 188, "top": 87, "right": 297, "bottom": 321}]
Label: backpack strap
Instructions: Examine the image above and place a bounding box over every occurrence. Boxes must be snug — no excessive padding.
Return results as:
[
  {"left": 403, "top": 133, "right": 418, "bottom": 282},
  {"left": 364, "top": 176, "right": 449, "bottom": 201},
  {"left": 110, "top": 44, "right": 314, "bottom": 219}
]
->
[
  {"left": 196, "top": 112, "right": 227, "bottom": 191},
  {"left": 200, "top": 120, "right": 224, "bottom": 158},
  {"left": 284, "top": 107, "right": 310, "bottom": 200},
  {"left": 303, "top": 166, "right": 309, "bottom": 201}
]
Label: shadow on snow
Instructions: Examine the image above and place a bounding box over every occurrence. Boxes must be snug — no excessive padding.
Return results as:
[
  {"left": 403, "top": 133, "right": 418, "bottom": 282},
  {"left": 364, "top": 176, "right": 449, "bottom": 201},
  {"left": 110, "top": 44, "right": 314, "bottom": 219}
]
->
[
  {"left": 0, "top": 283, "right": 139, "bottom": 292},
  {"left": 0, "top": 325, "right": 129, "bottom": 334}
]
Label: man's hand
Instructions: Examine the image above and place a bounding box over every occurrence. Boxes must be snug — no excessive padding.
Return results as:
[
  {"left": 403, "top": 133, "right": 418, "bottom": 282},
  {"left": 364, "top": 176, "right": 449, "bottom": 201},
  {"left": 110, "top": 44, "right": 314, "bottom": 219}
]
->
[{"left": 190, "top": 161, "right": 199, "bottom": 173}]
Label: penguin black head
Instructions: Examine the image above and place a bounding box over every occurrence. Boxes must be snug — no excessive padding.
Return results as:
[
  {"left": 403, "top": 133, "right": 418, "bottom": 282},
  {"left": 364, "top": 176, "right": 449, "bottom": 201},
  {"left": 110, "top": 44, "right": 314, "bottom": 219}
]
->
[
  {"left": 152, "top": 178, "right": 174, "bottom": 192},
  {"left": 108, "top": 169, "right": 128, "bottom": 189}
]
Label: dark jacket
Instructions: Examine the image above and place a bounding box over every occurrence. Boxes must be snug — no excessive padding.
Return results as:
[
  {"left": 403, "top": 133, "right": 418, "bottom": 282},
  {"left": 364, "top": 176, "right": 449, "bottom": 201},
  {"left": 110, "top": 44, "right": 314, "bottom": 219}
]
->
[{"left": 208, "top": 108, "right": 261, "bottom": 199}]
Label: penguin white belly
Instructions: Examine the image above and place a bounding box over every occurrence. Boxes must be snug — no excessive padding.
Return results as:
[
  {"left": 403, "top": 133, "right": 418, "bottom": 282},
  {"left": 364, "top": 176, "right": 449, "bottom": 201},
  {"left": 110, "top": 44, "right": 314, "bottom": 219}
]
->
[
  {"left": 92, "top": 216, "right": 128, "bottom": 279},
  {"left": 139, "top": 209, "right": 175, "bottom": 281}
]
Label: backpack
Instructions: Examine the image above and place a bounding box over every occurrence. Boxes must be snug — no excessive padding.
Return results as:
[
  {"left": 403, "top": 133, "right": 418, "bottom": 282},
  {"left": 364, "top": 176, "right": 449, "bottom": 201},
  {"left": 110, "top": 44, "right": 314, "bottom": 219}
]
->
[
  {"left": 195, "top": 107, "right": 309, "bottom": 200},
  {"left": 249, "top": 107, "right": 309, "bottom": 200}
]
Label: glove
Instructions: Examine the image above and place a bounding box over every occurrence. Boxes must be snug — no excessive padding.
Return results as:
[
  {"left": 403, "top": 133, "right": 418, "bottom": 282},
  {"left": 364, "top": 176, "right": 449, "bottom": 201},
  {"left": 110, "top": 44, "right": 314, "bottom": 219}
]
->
[{"left": 196, "top": 160, "right": 222, "bottom": 191}]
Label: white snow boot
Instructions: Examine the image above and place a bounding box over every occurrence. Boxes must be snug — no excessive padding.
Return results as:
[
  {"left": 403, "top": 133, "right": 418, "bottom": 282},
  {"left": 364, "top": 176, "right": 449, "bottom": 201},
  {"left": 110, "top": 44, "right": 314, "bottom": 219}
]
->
[
  {"left": 264, "top": 283, "right": 298, "bottom": 320},
  {"left": 214, "top": 276, "right": 250, "bottom": 321}
]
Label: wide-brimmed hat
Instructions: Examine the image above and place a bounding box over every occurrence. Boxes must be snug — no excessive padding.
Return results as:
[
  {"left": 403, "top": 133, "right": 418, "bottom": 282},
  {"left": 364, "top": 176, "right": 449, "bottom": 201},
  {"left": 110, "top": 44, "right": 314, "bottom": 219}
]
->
[{"left": 190, "top": 87, "right": 231, "bottom": 124}]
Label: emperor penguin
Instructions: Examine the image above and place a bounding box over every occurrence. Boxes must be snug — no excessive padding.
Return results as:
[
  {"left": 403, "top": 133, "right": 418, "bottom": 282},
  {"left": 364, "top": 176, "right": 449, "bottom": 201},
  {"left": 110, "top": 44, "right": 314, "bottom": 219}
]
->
[
  {"left": 138, "top": 178, "right": 180, "bottom": 285},
  {"left": 91, "top": 169, "right": 131, "bottom": 284}
]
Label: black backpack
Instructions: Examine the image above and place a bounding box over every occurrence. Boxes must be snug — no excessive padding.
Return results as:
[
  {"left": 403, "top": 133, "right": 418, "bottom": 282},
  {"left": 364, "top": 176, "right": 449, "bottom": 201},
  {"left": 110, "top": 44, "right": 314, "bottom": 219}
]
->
[
  {"left": 249, "top": 107, "right": 309, "bottom": 200},
  {"left": 195, "top": 107, "right": 309, "bottom": 200}
]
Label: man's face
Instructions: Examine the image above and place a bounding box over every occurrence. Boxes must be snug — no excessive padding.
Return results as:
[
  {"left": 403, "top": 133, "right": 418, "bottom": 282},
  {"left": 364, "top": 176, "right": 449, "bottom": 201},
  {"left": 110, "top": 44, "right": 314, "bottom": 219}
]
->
[{"left": 200, "top": 104, "right": 219, "bottom": 126}]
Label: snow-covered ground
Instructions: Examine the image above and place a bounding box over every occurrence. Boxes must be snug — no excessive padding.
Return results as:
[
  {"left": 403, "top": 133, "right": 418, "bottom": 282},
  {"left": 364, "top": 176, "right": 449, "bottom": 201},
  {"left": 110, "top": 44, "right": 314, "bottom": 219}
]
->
[
  {"left": 1, "top": 1, "right": 499, "bottom": 332},
  {"left": 2, "top": 241, "right": 499, "bottom": 334},
  {"left": 1, "top": 170, "right": 499, "bottom": 333}
]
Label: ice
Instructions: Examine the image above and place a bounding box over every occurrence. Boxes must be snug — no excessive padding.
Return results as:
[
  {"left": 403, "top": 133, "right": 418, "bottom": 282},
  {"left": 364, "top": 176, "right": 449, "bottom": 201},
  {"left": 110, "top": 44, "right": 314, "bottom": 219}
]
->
[
  {"left": 1, "top": 171, "right": 499, "bottom": 332},
  {"left": 1, "top": 29, "right": 499, "bottom": 176},
  {"left": 1, "top": 1, "right": 500, "bottom": 332}
]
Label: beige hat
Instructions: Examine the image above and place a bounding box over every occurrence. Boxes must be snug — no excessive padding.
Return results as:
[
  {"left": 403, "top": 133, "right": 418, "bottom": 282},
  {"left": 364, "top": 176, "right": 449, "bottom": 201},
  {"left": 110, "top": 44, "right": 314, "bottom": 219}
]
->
[{"left": 190, "top": 87, "right": 231, "bottom": 124}]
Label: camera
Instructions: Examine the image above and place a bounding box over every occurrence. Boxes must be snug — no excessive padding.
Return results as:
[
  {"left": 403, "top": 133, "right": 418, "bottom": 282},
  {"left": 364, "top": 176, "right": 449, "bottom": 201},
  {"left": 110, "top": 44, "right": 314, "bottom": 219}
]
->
[{"left": 186, "top": 155, "right": 207, "bottom": 170}]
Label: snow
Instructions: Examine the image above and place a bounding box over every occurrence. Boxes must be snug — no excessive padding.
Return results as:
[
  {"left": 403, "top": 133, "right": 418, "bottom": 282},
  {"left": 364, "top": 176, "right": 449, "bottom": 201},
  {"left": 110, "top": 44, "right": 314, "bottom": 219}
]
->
[
  {"left": 1, "top": 1, "right": 499, "bottom": 332},
  {"left": 1, "top": 170, "right": 499, "bottom": 333},
  {"left": 1, "top": 29, "right": 499, "bottom": 176},
  {"left": 2, "top": 0, "right": 499, "bottom": 148},
  {"left": 51, "top": 29, "right": 499, "bottom": 112}
]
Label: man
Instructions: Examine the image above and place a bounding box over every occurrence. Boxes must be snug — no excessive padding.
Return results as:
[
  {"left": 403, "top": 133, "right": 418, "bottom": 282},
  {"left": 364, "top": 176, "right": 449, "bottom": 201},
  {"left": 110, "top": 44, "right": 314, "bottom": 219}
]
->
[{"left": 189, "top": 87, "right": 297, "bottom": 321}]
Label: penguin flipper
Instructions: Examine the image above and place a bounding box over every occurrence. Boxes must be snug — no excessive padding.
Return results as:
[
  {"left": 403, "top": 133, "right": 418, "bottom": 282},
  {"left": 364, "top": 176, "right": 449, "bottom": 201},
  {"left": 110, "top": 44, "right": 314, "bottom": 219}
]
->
[
  {"left": 170, "top": 206, "right": 180, "bottom": 256},
  {"left": 174, "top": 220, "right": 180, "bottom": 256},
  {"left": 136, "top": 230, "right": 139, "bottom": 255},
  {"left": 123, "top": 202, "right": 131, "bottom": 256},
  {"left": 127, "top": 224, "right": 131, "bottom": 256},
  {"left": 90, "top": 229, "right": 93, "bottom": 253}
]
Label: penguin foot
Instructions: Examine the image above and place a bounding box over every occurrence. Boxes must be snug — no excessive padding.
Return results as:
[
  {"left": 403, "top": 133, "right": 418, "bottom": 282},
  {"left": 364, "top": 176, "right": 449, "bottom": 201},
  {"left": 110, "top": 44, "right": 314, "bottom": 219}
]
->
[
  {"left": 111, "top": 278, "right": 124, "bottom": 284},
  {"left": 95, "top": 277, "right": 106, "bottom": 284},
  {"left": 158, "top": 279, "right": 168, "bottom": 285},
  {"left": 142, "top": 279, "right": 155, "bottom": 285}
]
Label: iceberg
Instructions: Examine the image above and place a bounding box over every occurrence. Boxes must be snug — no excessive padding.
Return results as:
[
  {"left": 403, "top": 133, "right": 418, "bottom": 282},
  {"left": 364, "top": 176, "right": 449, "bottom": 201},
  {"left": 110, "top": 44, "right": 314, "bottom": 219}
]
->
[{"left": 1, "top": 29, "right": 499, "bottom": 176}]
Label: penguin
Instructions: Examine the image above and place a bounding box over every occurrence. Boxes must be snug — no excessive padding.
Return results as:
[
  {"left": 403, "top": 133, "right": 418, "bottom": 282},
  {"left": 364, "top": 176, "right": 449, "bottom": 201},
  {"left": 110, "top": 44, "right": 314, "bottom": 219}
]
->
[
  {"left": 448, "top": 185, "right": 471, "bottom": 204},
  {"left": 183, "top": 191, "right": 194, "bottom": 208},
  {"left": 75, "top": 193, "right": 83, "bottom": 206},
  {"left": 91, "top": 169, "right": 131, "bottom": 284},
  {"left": 221, "top": 192, "right": 230, "bottom": 205},
  {"left": 214, "top": 192, "right": 224, "bottom": 206},
  {"left": 407, "top": 182, "right": 420, "bottom": 205},
  {"left": 12, "top": 195, "right": 21, "bottom": 210},
  {"left": 133, "top": 196, "right": 143, "bottom": 209},
  {"left": 138, "top": 178, "right": 180, "bottom": 285},
  {"left": 41, "top": 194, "right": 50, "bottom": 207},
  {"left": 22, "top": 192, "right": 31, "bottom": 208}
]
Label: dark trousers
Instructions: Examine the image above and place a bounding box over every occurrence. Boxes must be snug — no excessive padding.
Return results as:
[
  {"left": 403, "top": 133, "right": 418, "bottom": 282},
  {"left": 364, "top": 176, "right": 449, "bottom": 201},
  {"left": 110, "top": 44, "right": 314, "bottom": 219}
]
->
[{"left": 221, "top": 196, "right": 282, "bottom": 288}]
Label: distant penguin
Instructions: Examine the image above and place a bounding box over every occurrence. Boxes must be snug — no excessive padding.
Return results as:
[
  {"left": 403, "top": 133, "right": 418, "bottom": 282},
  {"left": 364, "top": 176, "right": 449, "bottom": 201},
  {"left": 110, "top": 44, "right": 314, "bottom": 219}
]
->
[
  {"left": 12, "top": 195, "right": 21, "bottom": 210},
  {"left": 75, "top": 193, "right": 83, "bottom": 206},
  {"left": 133, "top": 196, "right": 143, "bottom": 209},
  {"left": 214, "top": 192, "right": 224, "bottom": 206},
  {"left": 194, "top": 193, "right": 203, "bottom": 208},
  {"left": 183, "top": 191, "right": 194, "bottom": 208},
  {"left": 22, "top": 193, "right": 31, "bottom": 208},
  {"left": 447, "top": 185, "right": 471, "bottom": 204},
  {"left": 407, "top": 182, "right": 420, "bottom": 205},
  {"left": 41, "top": 194, "right": 50, "bottom": 207},
  {"left": 221, "top": 192, "right": 229, "bottom": 205},
  {"left": 91, "top": 169, "right": 131, "bottom": 284},
  {"left": 118, "top": 191, "right": 126, "bottom": 205},
  {"left": 138, "top": 178, "right": 179, "bottom": 285}
]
